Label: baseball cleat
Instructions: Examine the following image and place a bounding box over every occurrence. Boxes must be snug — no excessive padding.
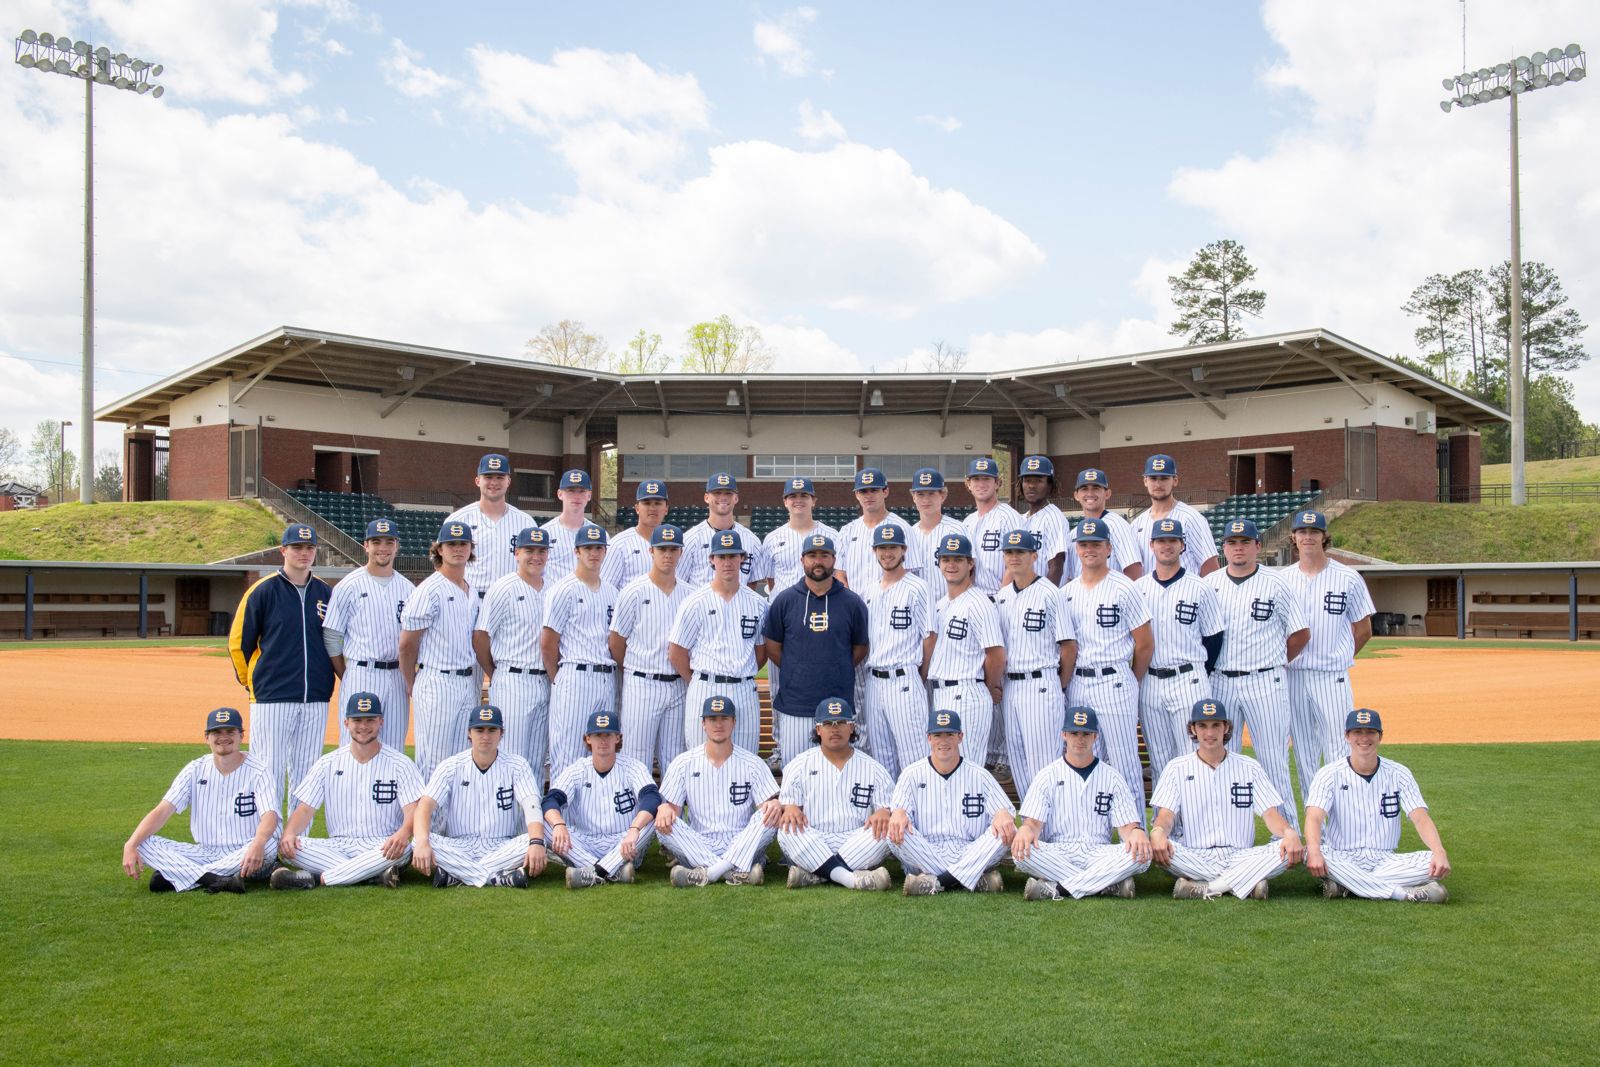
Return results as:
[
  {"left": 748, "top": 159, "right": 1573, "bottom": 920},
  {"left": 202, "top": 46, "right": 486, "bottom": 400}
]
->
[
  {"left": 614, "top": 862, "right": 636, "bottom": 884},
  {"left": 490, "top": 868, "right": 528, "bottom": 889},
  {"left": 1320, "top": 878, "right": 1349, "bottom": 900},
  {"left": 566, "top": 866, "right": 599, "bottom": 890},
  {"left": 671, "top": 866, "right": 709, "bottom": 888},
  {"left": 1248, "top": 879, "right": 1269, "bottom": 900},
  {"left": 148, "top": 871, "right": 175, "bottom": 893},
  {"left": 787, "top": 866, "right": 825, "bottom": 889},
  {"left": 902, "top": 873, "right": 941, "bottom": 896},
  {"left": 1024, "top": 878, "right": 1062, "bottom": 902},
  {"left": 1404, "top": 881, "right": 1449, "bottom": 904},
  {"left": 431, "top": 868, "right": 463, "bottom": 888},
  {"left": 1102, "top": 877, "right": 1136, "bottom": 899},
  {"left": 725, "top": 864, "right": 764, "bottom": 886},
  {"left": 198, "top": 872, "right": 247, "bottom": 894},
  {"left": 976, "top": 870, "right": 1005, "bottom": 893},
  {"left": 1171, "top": 877, "right": 1206, "bottom": 900},
  {"left": 852, "top": 867, "right": 892, "bottom": 892},
  {"left": 269, "top": 868, "right": 317, "bottom": 891},
  {"left": 378, "top": 863, "right": 404, "bottom": 889},
  {"left": 990, "top": 761, "right": 1013, "bottom": 785}
]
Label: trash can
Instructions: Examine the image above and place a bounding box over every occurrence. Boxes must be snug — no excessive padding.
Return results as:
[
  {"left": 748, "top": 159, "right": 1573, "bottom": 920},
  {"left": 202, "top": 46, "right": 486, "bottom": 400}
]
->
[
  {"left": 209, "top": 611, "right": 231, "bottom": 636},
  {"left": 1371, "top": 613, "right": 1391, "bottom": 636}
]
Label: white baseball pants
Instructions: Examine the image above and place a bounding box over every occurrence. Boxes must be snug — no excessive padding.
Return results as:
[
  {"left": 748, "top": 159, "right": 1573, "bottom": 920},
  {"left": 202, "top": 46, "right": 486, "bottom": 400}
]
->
[
  {"left": 620, "top": 674, "right": 688, "bottom": 777},
  {"left": 1213, "top": 668, "right": 1300, "bottom": 829},
  {"left": 338, "top": 665, "right": 410, "bottom": 751},
  {"left": 890, "top": 832, "right": 1009, "bottom": 891},
  {"left": 137, "top": 836, "right": 279, "bottom": 893},
  {"left": 682, "top": 678, "right": 760, "bottom": 755},
  {"left": 549, "top": 667, "right": 617, "bottom": 777},
  {"left": 488, "top": 669, "right": 551, "bottom": 786},
  {"left": 779, "top": 826, "right": 891, "bottom": 874},
  {"left": 1162, "top": 841, "right": 1289, "bottom": 898},
  {"left": 286, "top": 835, "right": 407, "bottom": 886},
  {"left": 1138, "top": 667, "right": 1211, "bottom": 787},
  {"left": 1321, "top": 847, "right": 1437, "bottom": 900},
  {"left": 426, "top": 833, "right": 531, "bottom": 887},
  {"left": 865, "top": 668, "right": 930, "bottom": 782},
  {"left": 1287, "top": 668, "right": 1355, "bottom": 773},
  {"left": 410, "top": 672, "right": 477, "bottom": 785},
  {"left": 250, "top": 700, "right": 329, "bottom": 815},
  {"left": 1003, "top": 672, "right": 1067, "bottom": 798},
  {"left": 554, "top": 826, "right": 657, "bottom": 876},
  {"left": 657, "top": 814, "right": 775, "bottom": 871},
  {"left": 1015, "top": 841, "right": 1151, "bottom": 899},
  {"left": 1067, "top": 666, "right": 1145, "bottom": 820},
  {"left": 929, "top": 680, "right": 994, "bottom": 765}
]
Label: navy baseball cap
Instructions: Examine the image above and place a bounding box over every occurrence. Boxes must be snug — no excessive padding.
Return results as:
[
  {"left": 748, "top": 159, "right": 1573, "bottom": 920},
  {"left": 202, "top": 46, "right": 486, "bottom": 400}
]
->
[
  {"left": 636, "top": 480, "right": 668, "bottom": 501},
  {"left": 967, "top": 456, "right": 999, "bottom": 478},
  {"left": 1001, "top": 528, "right": 1041, "bottom": 552},
  {"left": 363, "top": 518, "right": 398, "bottom": 540},
  {"left": 345, "top": 692, "right": 383, "bottom": 718},
  {"left": 705, "top": 471, "right": 738, "bottom": 492},
  {"left": 1075, "top": 468, "right": 1109, "bottom": 489},
  {"left": 801, "top": 533, "right": 836, "bottom": 554},
  {"left": 575, "top": 522, "right": 608, "bottom": 547},
  {"left": 477, "top": 453, "right": 510, "bottom": 476},
  {"left": 1149, "top": 517, "right": 1186, "bottom": 541},
  {"left": 701, "top": 695, "right": 736, "bottom": 718},
  {"left": 854, "top": 467, "right": 887, "bottom": 491},
  {"left": 1143, "top": 454, "right": 1177, "bottom": 477},
  {"left": 651, "top": 524, "right": 684, "bottom": 548},
  {"left": 513, "top": 527, "right": 551, "bottom": 549},
  {"left": 872, "top": 522, "right": 907, "bottom": 548},
  {"left": 1190, "top": 699, "right": 1229, "bottom": 724},
  {"left": 1221, "top": 518, "right": 1261, "bottom": 541},
  {"left": 469, "top": 703, "right": 504, "bottom": 730},
  {"left": 1062, "top": 706, "right": 1099, "bottom": 733},
  {"left": 585, "top": 710, "right": 622, "bottom": 735},
  {"left": 708, "top": 530, "right": 746, "bottom": 556},
  {"left": 1292, "top": 509, "right": 1328, "bottom": 531},
  {"left": 934, "top": 532, "right": 974, "bottom": 558},
  {"left": 1019, "top": 455, "right": 1055, "bottom": 478},
  {"left": 783, "top": 477, "right": 816, "bottom": 497},
  {"left": 436, "top": 519, "right": 474, "bottom": 544},
  {"left": 927, "top": 709, "right": 962, "bottom": 734},
  {"left": 814, "top": 696, "right": 857, "bottom": 723},
  {"left": 205, "top": 707, "right": 243, "bottom": 732},
  {"left": 1074, "top": 518, "right": 1109, "bottom": 542},
  {"left": 910, "top": 467, "right": 946, "bottom": 491},
  {"left": 559, "top": 469, "right": 592, "bottom": 491},
  {"left": 1346, "top": 708, "right": 1383, "bottom": 732},
  {"left": 281, "top": 524, "right": 318, "bottom": 547}
]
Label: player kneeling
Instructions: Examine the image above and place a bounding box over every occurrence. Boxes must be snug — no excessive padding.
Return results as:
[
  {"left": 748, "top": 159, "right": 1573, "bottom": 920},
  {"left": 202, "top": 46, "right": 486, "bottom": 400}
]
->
[
  {"left": 272, "top": 692, "right": 424, "bottom": 890},
  {"left": 658, "top": 696, "right": 781, "bottom": 887},
  {"left": 122, "top": 707, "right": 279, "bottom": 894},
  {"left": 1149, "top": 699, "right": 1304, "bottom": 900},
  {"left": 888, "top": 710, "right": 1016, "bottom": 895},
  {"left": 543, "top": 710, "right": 661, "bottom": 889},
  {"left": 1305, "top": 709, "right": 1451, "bottom": 904},
  {"left": 411, "top": 704, "right": 547, "bottom": 888},
  {"left": 1012, "top": 706, "right": 1151, "bottom": 901},
  {"left": 777, "top": 698, "right": 895, "bottom": 891}
]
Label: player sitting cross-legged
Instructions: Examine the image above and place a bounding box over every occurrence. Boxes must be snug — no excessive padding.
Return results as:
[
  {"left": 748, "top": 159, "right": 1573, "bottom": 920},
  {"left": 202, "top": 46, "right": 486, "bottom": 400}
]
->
[
  {"left": 544, "top": 710, "right": 661, "bottom": 889},
  {"left": 777, "top": 698, "right": 895, "bottom": 891}
]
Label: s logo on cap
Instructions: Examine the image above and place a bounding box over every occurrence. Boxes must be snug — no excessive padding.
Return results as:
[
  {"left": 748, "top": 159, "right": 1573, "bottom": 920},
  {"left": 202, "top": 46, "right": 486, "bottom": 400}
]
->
[
  {"left": 1072, "top": 710, "right": 1088, "bottom": 727},
  {"left": 827, "top": 701, "right": 842, "bottom": 715},
  {"left": 945, "top": 538, "right": 959, "bottom": 551},
  {"left": 646, "top": 482, "right": 660, "bottom": 493},
  {"left": 296, "top": 527, "right": 312, "bottom": 540},
  {"left": 1150, "top": 458, "right": 1167, "bottom": 472},
  {"left": 918, "top": 472, "right": 932, "bottom": 485},
  {"left": 1230, "top": 522, "right": 1245, "bottom": 534},
  {"left": 586, "top": 527, "right": 601, "bottom": 540},
  {"left": 1202, "top": 703, "right": 1218, "bottom": 715},
  {"left": 1303, "top": 512, "right": 1316, "bottom": 523},
  {"left": 1159, "top": 520, "right": 1175, "bottom": 533},
  {"left": 1355, "top": 710, "right": 1373, "bottom": 725},
  {"left": 714, "top": 474, "right": 730, "bottom": 487},
  {"left": 487, "top": 457, "right": 503, "bottom": 471},
  {"left": 1025, "top": 458, "right": 1040, "bottom": 471},
  {"left": 595, "top": 714, "right": 611, "bottom": 728},
  {"left": 377, "top": 521, "right": 390, "bottom": 533},
  {"left": 711, "top": 698, "right": 726, "bottom": 712},
  {"left": 357, "top": 698, "right": 373, "bottom": 713},
  {"left": 215, "top": 710, "right": 231, "bottom": 723},
  {"left": 450, "top": 523, "right": 465, "bottom": 538},
  {"left": 663, "top": 529, "right": 676, "bottom": 540},
  {"left": 478, "top": 707, "right": 495, "bottom": 722},
  {"left": 936, "top": 713, "right": 951, "bottom": 727}
]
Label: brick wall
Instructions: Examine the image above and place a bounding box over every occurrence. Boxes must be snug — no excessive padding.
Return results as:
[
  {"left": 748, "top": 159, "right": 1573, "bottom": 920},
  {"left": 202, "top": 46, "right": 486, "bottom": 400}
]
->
[
  {"left": 1374, "top": 425, "right": 1440, "bottom": 502},
  {"left": 259, "top": 428, "right": 560, "bottom": 502},
  {"left": 168, "top": 425, "right": 230, "bottom": 500},
  {"left": 1447, "top": 432, "right": 1481, "bottom": 503}
]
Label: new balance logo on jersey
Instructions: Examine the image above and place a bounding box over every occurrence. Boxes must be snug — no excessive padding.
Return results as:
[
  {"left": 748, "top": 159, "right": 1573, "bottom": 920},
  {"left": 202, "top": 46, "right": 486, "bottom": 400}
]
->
[
  {"left": 729, "top": 782, "right": 752, "bottom": 805},
  {"left": 1230, "top": 782, "right": 1254, "bottom": 808},
  {"left": 233, "top": 792, "right": 258, "bottom": 818},
  {"left": 613, "top": 787, "right": 637, "bottom": 815},
  {"left": 740, "top": 615, "right": 760, "bottom": 639},
  {"left": 1022, "top": 608, "right": 1047, "bottom": 633},
  {"left": 1096, "top": 603, "right": 1121, "bottom": 628},
  {"left": 1174, "top": 600, "right": 1199, "bottom": 626},
  {"left": 981, "top": 530, "right": 1002, "bottom": 551},
  {"left": 495, "top": 786, "right": 516, "bottom": 811},
  {"left": 890, "top": 606, "right": 913, "bottom": 631},
  {"left": 372, "top": 780, "right": 399, "bottom": 805},
  {"left": 1379, "top": 791, "right": 1402, "bottom": 819},
  {"left": 961, "top": 793, "right": 986, "bottom": 819},
  {"left": 1323, "top": 591, "right": 1348, "bottom": 615},
  {"left": 850, "top": 783, "right": 875, "bottom": 809},
  {"left": 1250, "top": 597, "right": 1275, "bottom": 622},
  {"left": 1093, "top": 791, "right": 1114, "bottom": 816},
  {"left": 946, "top": 616, "right": 969, "bottom": 640}
]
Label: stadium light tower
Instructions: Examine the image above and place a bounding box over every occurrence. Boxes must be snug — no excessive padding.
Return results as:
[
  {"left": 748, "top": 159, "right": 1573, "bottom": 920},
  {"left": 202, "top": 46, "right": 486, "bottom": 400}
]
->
[
  {"left": 1440, "top": 43, "right": 1585, "bottom": 506},
  {"left": 14, "top": 28, "right": 165, "bottom": 505}
]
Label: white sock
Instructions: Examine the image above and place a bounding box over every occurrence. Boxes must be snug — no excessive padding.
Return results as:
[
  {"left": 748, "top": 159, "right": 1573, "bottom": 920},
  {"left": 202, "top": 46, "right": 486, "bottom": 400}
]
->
[
  {"left": 829, "top": 867, "right": 856, "bottom": 888},
  {"left": 1205, "top": 878, "right": 1230, "bottom": 896},
  {"left": 1390, "top": 888, "right": 1408, "bottom": 900},
  {"left": 704, "top": 859, "right": 734, "bottom": 882}
]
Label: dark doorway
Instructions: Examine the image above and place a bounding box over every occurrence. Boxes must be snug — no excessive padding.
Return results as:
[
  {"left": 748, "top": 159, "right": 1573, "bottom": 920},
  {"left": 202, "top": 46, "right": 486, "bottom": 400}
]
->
[
  {"left": 1231, "top": 454, "right": 1256, "bottom": 496},
  {"left": 1262, "top": 452, "right": 1293, "bottom": 493},
  {"left": 176, "top": 577, "right": 211, "bottom": 637}
]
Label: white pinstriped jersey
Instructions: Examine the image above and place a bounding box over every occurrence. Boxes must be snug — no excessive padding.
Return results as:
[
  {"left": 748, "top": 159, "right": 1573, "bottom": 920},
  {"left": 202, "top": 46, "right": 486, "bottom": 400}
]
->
[
  {"left": 660, "top": 745, "right": 779, "bottom": 837},
  {"left": 669, "top": 584, "right": 768, "bottom": 676},
  {"left": 1020, "top": 757, "right": 1141, "bottom": 844},
  {"left": 890, "top": 757, "right": 1015, "bottom": 843},
  {"left": 763, "top": 521, "right": 841, "bottom": 591},
  {"left": 1133, "top": 569, "right": 1224, "bottom": 667},
  {"left": 611, "top": 574, "right": 691, "bottom": 675},
  {"left": 600, "top": 528, "right": 654, "bottom": 591},
  {"left": 401, "top": 572, "right": 479, "bottom": 670},
  {"left": 907, "top": 516, "right": 965, "bottom": 578},
  {"left": 162, "top": 754, "right": 280, "bottom": 847},
  {"left": 861, "top": 573, "right": 936, "bottom": 669},
  {"left": 1306, "top": 757, "right": 1427, "bottom": 851},
  {"left": 779, "top": 747, "right": 895, "bottom": 833},
  {"left": 676, "top": 521, "right": 771, "bottom": 586},
  {"left": 445, "top": 502, "right": 536, "bottom": 592},
  {"left": 539, "top": 515, "right": 597, "bottom": 585},
  {"left": 548, "top": 754, "right": 657, "bottom": 836},
  {"left": 926, "top": 588, "right": 1003, "bottom": 680},
  {"left": 542, "top": 575, "right": 616, "bottom": 666},
  {"left": 323, "top": 569, "right": 414, "bottom": 660},
  {"left": 1062, "top": 570, "right": 1151, "bottom": 666},
  {"left": 475, "top": 572, "right": 546, "bottom": 667},
  {"left": 838, "top": 513, "right": 929, "bottom": 586},
  {"left": 1149, "top": 750, "right": 1283, "bottom": 849},
  {"left": 1061, "top": 510, "right": 1143, "bottom": 584},
  {"left": 424, "top": 750, "right": 540, "bottom": 838},
  {"left": 1131, "top": 501, "right": 1219, "bottom": 576},
  {"left": 292, "top": 743, "right": 424, "bottom": 838},
  {"left": 994, "top": 577, "right": 1076, "bottom": 672},
  {"left": 1023, "top": 504, "right": 1070, "bottom": 578},
  {"left": 962, "top": 502, "right": 1025, "bottom": 593},
  {"left": 1205, "top": 566, "right": 1309, "bottom": 671},
  {"left": 1277, "top": 560, "right": 1375, "bottom": 672}
]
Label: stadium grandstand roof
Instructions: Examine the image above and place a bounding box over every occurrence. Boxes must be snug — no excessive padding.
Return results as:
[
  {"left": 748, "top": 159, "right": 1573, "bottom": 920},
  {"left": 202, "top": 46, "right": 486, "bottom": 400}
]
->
[{"left": 97, "top": 325, "right": 1507, "bottom": 437}]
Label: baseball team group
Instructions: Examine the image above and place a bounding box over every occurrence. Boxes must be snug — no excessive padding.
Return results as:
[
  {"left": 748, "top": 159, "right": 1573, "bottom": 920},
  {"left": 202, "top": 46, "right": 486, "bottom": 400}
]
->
[{"left": 121, "top": 451, "right": 1452, "bottom": 903}]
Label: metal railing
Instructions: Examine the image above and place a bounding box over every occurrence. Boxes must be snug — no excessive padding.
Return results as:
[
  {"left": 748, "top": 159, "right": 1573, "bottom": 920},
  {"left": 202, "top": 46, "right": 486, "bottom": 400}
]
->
[
  {"left": 255, "top": 478, "right": 365, "bottom": 567},
  {"left": 1445, "top": 482, "right": 1600, "bottom": 504}
]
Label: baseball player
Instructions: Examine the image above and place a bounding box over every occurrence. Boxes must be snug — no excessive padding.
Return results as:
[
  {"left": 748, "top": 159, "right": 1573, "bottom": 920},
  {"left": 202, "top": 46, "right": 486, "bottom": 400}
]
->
[
  {"left": 121, "top": 706, "right": 280, "bottom": 893},
  {"left": 763, "top": 476, "right": 841, "bottom": 594},
  {"left": 324, "top": 518, "right": 415, "bottom": 752},
  {"left": 905, "top": 466, "right": 965, "bottom": 569},
  {"left": 889, "top": 709, "right": 1016, "bottom": 895},
  {"left": 836, "top": 468, "right": 926, "bottom": 589},
  {"left": 858, "top": 523, "right": 937, "bottom": 779},
  {"left": 657, "top": 696, "right": 782, "bottom": 887},
  {"left": 1012, "top": 706, "right": 1152, "bottom": 900},
  {"left": 543, "top": 710, "right": 662, "bottom": 889},
  {"left": 541, "top": 522, "right": 618, "bottom": 777},
  {"left": 228, "top": 523, "right": 335, "bottom": 815},
  {"left": 446, "top": 453, "right": 535, "bottom": 597},
  {"left": 602, "top": 479, "right": 669, "bottom": 591},
  {"left": 399, "top": 519, "right": 481, "bottom": 783},
  {"left": 1133, "top": 517, "right": 1225, "bottom": 786},
  {"left": 677, "top": 471, "right": 770, "bottom": 589},
  {"left": 763, "top": 533, "right": 869, "bottom": 764},
  {"left": 777, "top": 698, "right": 895, "bottom": 891},
  {"left": 1062, "top": 518, "right": 1154, "bottom": 818},
  {"left": 609, "top": 524, "right": 692, "bottom": 777},
  {"left": 540, "top": 469, "right": 595, "bottom": 584},
  {"left": 1130, "top": 454, "right": 1219, "bottom": 577},
  {"left": 1149, "top": 699, "right": 1305, "bottom": 900},
  {"left": 1017, "top": 455, "right": 1069, "bottom": 585},
  {"left": 411, "top": 703, "right": 545, "bottom": 888},
  {"left": 1065, "top": 468, "right": 1143, "bottom": 583},
  {"left": 960, "top": 455, "right": 1024, "bottom": 596},
  {"left": 1280, "top": 509, "right": 1375, "bottom": 776},
  {"left": 1305, "top": 709, "right": 1451, "bottom": 903},
  {"left": 270, "top": 692, "right": 424, "bottom": 890},
  {"left": 474, "top": 527, "right": 553, "bottom": 780},
  {"left": 668, "top": 530, "right": 769, "bottom": 755},
  {"left": 1205, "top": 518, "right": 1310, "bottom": 827},
  {"left": 994, "top": 529, "right": 1077, "bottom": 792},
  {"left": 924, "top": 533, "right": 1005, "bottom": 764}
]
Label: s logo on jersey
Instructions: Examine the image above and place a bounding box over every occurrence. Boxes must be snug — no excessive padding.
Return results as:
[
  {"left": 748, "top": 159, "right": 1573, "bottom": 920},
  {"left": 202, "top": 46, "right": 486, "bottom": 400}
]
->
[
  {"left": 316, "top": 599, "right": 328, "bottom": 621},
  {"left": 981, "top": 530, "right": 1003, "bottom": 552},
  {"left": 890, "top": 606, "right": 913, "bottom": 631},
  {"left": 945, "top": 616, "right": 969, "bottom": 640},
  {"left": 729, "top": 781, "right": 752, "bottom": 805},
  {"left": 1323, "top": 591, "right": 1348, "bottom": 616},
  {"left": 372, "top": 780, "right": 399, "bottom": 805},
  {"left": 961, "top": 793, "right": 986, "bottom": 819},
  {"left": 233, "top": 792, "right": 258, "bottom": 818},
  {"left": 740, "top": 614, "right": 760, "bottom": 639},
  {"left": 850, "top": 783, "right": 875, "bottom": 809},
  {"left": 395, "top": 599, "right": 407, "bottom": 625},
  {"left": 495, "top": 786, "right": 516, "bottom": 811},
  {"left": 1096, "top": 603, "right": 1121, "bottom": 628},
  {"left": 1022, "top": 608, "right": 1047, "bottom": 633},
  {"left": 607, "top": 605, "right": 615, "bottom": 627},
  {"left": 1174, "top": 600, "right": 1199, "bottom": 626},
  {"left": 1229, "top": 782, "right": 1254, "bottom": 808},
  {"left": 808, "top": 611, "right": 829, "bottom": 633},
  {"left": 613, "top": 787, "right": 637, "bottom": 815},
  {"left": 1250, "top": 597, "right": 1275, "bottom": 622},
  {"left": 1379, "top": 790, "right": 1402, "bottom": 819},
  {"left": 1093, "top": 791, "right": 1114, "bottom": 816}
]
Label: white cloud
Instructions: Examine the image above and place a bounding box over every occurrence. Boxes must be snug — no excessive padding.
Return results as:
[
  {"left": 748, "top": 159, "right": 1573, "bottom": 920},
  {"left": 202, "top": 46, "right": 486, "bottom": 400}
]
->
[
  {"left": 759, "top": 321, "right": 861, "bottom": 372},
  {"left": 917, "top": 114, "right": 962, "bottom": 133},
  {"left": 321, "top": 37, "right": 350, "bottom": 57},
  {"left": 382, "top": 39, "right": 458, "bottom": 98},
  {"left": 89, "top": 0, "right": 309, "bottom": 104},
  {"left": 795, "top": 100, "right": 846, "bottom": 142},
  {"left": 754, "top": 7, "right": 818, "bottom": 77}
]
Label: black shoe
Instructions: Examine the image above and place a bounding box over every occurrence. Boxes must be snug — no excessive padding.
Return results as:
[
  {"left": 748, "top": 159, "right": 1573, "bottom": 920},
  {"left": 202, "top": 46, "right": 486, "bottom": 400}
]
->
[
  {"left": 377, "top": 863, "right": 403, "bottom": 889},
  {"left": 490, "top": 868, "right": 528, "bottom": 889},
  {"left": 431, "top": 868, "right": 463, "bottom": 888},
  {"left": 269, "top": 867, "right": 317, "bottom": 890},
  {"left": 197, "top": 872, "right": 247, "bottom": 894},
  {"left": 148, "top": 871, "right": 175, "bottom": 893}
]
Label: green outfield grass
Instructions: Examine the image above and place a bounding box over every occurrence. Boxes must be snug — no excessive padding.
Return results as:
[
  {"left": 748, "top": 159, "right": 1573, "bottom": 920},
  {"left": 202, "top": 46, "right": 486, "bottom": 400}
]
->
[
  {"left": 0, "top": 500, "right": 282, "bottom": 563},
  {"left": 1330, "top": 500, "right": 1600, "bottom": 563},
  {"left": 1, "top": 739, "right": 1594, "bottom": 1065},
  {"left": 1480, "top": 455, "right": 1600, "bottom": 486}
]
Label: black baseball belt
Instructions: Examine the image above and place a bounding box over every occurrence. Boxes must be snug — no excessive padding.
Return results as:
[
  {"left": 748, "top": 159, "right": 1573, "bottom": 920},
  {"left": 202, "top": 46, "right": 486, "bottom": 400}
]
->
[
  {"left": 930, "top": 678, "right": 982, "bottom": 688},
  {"left": 633, "top": 671, "right": 682, "bottom": 683},
  {"left": 352, "top": 659, "right": 400, "bottom": 670},
  {"left": 419, "top": 664, "right": 473, "bottom": 676},
  {"left": 1220, "top": 667, "right": 1277, "bottom": 677},
  {"left": 1006, "top": 669, "right": 1051, "bottom": 680},
  {"left": 870, "top": 666, "right": 914, "bottom": 679},
  {"left": 1147, "top": 663, "right": 1198, "bottom": 680},
  {"left": 504, "top": 665, "right": 547, "bottom": 676},
  {"left": 569, "top": 663, "right": 615, "bottom": 674},
  {"left": 697, "top": 673, "right": 754, "bottom": 684},
  {"left": 1074, "top": 666, "right": 1118, "bottom": 678}
]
